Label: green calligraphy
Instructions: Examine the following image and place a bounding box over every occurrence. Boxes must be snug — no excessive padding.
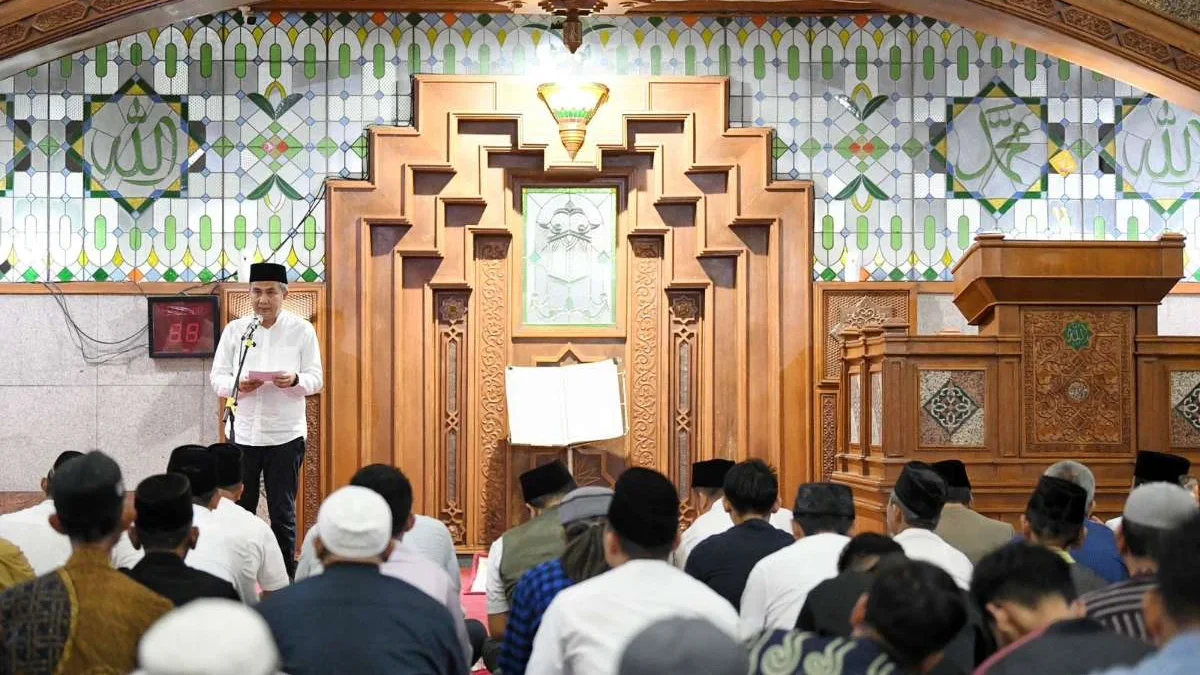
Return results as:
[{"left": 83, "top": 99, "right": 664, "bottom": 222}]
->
[
  {"left": 957, "top": 102, "right": 1035, "bottom": 183},
  {"left": 89, "top": 97, "right": 180, "bottom": 186}
]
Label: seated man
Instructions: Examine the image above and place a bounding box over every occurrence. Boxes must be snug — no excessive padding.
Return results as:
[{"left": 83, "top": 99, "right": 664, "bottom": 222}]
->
[
  {"left": 797, "top": 532, "right": 905, "bottom": 637},
  {"left": 1082, "top": 482, "right": 1198, "bottom": 643},
  {"left": 1023, "top": 475, "right": 1107, "bottom": 596},
  {"left": 685, "top": 460, "right": 793, "bottom": 610},
  {"left": 1107, "top": 451, "right": 1191, "bottom": 531},
  {"left": 1043, "top": 460, "right": 1128, "bottom": 584},
  {"left": 207, "top": 443, "right": 290, "bottom": 603},
  {"left": 166, "top": 445, "right": 247, "bottom": 589},
  {"left": 748, "top": 560, "right": 967, "bottom": 675},
  {"left": 971, "top": 542, "right": 1151, "bottom": 675},
  {"left": 122, "top": 473, "right": 239, "bottom": 606},
  {"left": 887, "top": 461, "right": 973, "bottom": 589},
  {"left": 0, "top": 451, "right": 173, "bottom": 675},
  {"left": 0, "top": 450, "right": 141, "bottom": 573},
  {"left": 500, "top": 487, "right": 614, "bottom": 675},
  {"left": 1090, "top": 513, "right": 1200, "bottom": 674},
  {"left": 933, "top": 460, "right": 1013, "bottom": 565},
  {"left": 526, "top": 468, "right": 738, "bottom": 675},
  {"left": 486, "top": 460, "right": 576, "bottom": 640},
  {"left": 739, "top": 482, "right": 854, "bottom": 637},
  {"left": 258, "top": 486, "right": 466, "bottom": 675}
]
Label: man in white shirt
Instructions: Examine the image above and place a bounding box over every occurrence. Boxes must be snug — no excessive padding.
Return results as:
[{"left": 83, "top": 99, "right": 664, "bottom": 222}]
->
[
  {"left": 738, "top": 482, "right": 854, "bottom": 638},
  {"left": 887, "top": 461, "right": 973, "bottom": 590},
  {"left": 0, "top": 450, "right": 141, "bottom": 574},
  {"left": 166, "top": 445, "right": 252, "bottom": 589},
  {"left": 210, "top": 261, "right": 323, "bottom": 578},
  {"left": 674, "top": 459, "right": 794, "bottom": 569},
  {"left": 209, "top": 443, "right": 290, "bottom": 603},
  {"left": 526, "top": 467, "right": 738, "bottom": 675}
]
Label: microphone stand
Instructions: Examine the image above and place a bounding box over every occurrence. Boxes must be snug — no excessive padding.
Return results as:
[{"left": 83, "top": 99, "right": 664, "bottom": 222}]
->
[{"left": 223, "top": 318, "right": 260, "bottom": 444}]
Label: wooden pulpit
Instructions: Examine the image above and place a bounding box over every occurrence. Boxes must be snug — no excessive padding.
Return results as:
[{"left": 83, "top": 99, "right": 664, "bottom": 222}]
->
[{"left": 836, "top": 233, "right": 1191, "bottom": 531}]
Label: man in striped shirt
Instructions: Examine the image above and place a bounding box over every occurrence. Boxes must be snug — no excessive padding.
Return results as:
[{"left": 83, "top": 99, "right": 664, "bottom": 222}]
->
[{"left": 1081, "top": 482, "right": 1198, "bottom": 643}]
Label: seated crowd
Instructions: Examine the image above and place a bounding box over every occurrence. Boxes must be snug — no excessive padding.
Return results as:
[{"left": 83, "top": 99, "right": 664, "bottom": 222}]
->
[{"left": 1, "top": 447, "right": 1199, "bottom": 675}]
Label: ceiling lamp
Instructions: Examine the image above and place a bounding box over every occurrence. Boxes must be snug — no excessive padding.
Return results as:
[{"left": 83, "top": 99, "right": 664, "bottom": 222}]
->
[
  {"left": 537, "top": 82, "right": 610, "bottom": 160},
  {"left": 533, "top": 0, "right": 607, "bottom": 53}
]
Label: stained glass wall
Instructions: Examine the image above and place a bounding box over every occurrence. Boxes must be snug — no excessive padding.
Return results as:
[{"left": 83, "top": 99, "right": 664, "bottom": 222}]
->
[{"left": 0, "top": 12, "right": 1198, "bottom": 284}]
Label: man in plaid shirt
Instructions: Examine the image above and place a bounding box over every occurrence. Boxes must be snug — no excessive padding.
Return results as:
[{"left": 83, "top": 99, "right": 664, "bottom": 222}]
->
[{"left": 499, "top": 487, "right": 613, "bottom": 675}]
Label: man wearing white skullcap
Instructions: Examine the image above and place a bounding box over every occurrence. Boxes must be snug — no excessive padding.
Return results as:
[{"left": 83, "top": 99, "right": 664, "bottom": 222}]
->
[
  {"left": 257, "top": 486, "right": 467, "bottom": 675},
  {"left": 135, "top": 599, "right": 279, "bottom": 675}
]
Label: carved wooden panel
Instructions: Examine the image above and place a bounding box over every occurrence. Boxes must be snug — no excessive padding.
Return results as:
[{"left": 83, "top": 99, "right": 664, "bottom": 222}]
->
[
  {"left": 628, "top": 237, "right": 663, "bottom": 470},
  {"left": 822, "top": 291, "right": 910, "bottom": 380},
  {"left": 1022, "top": 308, "right": 1134, "bottom": 453},
  {"left": 437, "top": 291, "right": 470, "bottom": 545},
  {"left": 820, "top": 392, "right": 837, "bottom": 479},
  {"left": 475, "top": 237, "right": 510, "bottom": 546},
  {"left": 324, "top": 76, "right": 812, "bottom": 550}
]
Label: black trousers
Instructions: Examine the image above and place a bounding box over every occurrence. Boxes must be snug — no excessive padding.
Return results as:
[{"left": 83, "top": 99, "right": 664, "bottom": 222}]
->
[{"left": 236, "top": 436, "right": 305, "bottom": 578}]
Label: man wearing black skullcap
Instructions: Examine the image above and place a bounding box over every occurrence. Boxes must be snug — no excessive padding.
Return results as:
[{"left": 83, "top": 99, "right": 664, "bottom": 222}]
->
[
  {"left": 483, "top": 460, "right": 576, "bottom": 666},
  {"left": 739, "top": 482, "right": 855, "bottom": 638},
  {"left": 0, "top": 450, "right": 141, "bottom": 574},
  {"left": 932, "top": 460, "right": 1014, "bottom": 565},
  {"left": 525, "top": 467, "right": 737, "bottom": 675},
  {"left": 887, "top": 461, "right": 973, "bottom": 589},
  {"left": 210, "top": 261, "right": 324, "bottom": 578},
  {"left": 673, "top": 459, "right": 795, "bottom": 569},
  {"left": 207, "top": 442, "right": 290, "bottom": 603},
  {"left": 122, "top": 473, "right": 239, "bottom": 606},
  {"left": 1105, "top": 450, "right": 1192, "bottom": 532},
  {"left": 972, "top": 543, "right": 1151, "bottom": 675},
  {"left": 1024, "top": 475, "right": 1108, "bottom": 596},
  {"left": 166, "top": 444, "right": 247, "bottom": 592},
  {"left": 0, "top": 451, "right": 173, "bottom": 675}
]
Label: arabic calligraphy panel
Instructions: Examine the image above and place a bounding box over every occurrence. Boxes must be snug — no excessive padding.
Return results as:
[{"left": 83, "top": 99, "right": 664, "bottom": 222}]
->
[
  {"left": 521, "top": 187, "right": 618, "bottom": 328},
  {"left": 932, "top": 81, "right": 1051, "bottom": 217},
  {"left": 1104, "top": 96, "right": 1200, "bottom": 218}
]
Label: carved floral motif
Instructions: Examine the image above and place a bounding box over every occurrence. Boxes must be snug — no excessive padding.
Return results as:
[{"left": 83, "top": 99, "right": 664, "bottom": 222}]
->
[
  {"left": 1062, "top": 6, "right": 1116, "bottom": 38},
  {"left": 1022, "top": 309, "right": 1132, "bottom": 452},
  {"left": 476, "top": 239, "right": 509, "bottom": 544},
  {"left": 630, "top": 238, "right": 662, "bottom": 469},
  {"left": 668, "top": 290, "right": 702, "bottom": 500},
  {"left": 824, "top": 292, "right": 909, "bottom": 379},
  {"left": 821, "top": 394, "right": 837, "bottom": 479}
]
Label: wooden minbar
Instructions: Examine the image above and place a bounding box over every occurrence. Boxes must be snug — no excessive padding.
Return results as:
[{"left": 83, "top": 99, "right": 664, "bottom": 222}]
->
[{"left": 836, "top": 233, "right": 1193, "bottom": 531}]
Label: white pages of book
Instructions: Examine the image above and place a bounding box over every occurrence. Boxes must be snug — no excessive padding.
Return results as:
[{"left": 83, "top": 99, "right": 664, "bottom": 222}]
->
[{"left": 505, "top": 359, "right": 625, "bottom": 447}]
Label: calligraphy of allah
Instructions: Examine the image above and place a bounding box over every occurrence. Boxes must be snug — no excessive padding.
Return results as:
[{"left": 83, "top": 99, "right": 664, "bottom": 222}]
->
[
  {"left": 90, "top": 97, "right": 180, "bottom": 189},
  {"left": 527, "top": 193, "right": 614, "bottom": 325}
]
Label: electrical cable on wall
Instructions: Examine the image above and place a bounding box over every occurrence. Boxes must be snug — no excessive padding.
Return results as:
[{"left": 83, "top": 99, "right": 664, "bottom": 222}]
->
[{"left": 44, "top": 178, "right": 340, "bottom": 364}]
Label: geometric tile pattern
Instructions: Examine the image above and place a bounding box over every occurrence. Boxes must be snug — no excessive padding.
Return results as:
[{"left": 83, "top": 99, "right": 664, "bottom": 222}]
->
[
  {"left": 1170, "top": 370, "right": 1200, "bottom": 447},
  {"left": 0, "top": 11, "right": 1199, "bottom": 284},
  {"left": 919, "top": 369, "right": 985, "bottom": 446}
]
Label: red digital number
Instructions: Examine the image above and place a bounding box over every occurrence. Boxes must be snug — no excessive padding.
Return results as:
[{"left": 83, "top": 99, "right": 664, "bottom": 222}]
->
[
  {"left": 184, "top": 321, "right": 201, "bottom": 345},
  {"left": 166, "top": 322, "right": 183, "bottom": 345}
]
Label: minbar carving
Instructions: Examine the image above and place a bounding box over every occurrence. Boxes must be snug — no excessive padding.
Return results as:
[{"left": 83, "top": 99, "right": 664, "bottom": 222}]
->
[
  {"left": 629, "top": 238, "right": 663, "bottom": 470},
  {"left": 437, "top": 291, "right": 470, "bottom": 545},
  {"left": 1022, "top": 308, "right": 1134, "bottom": 453},
  {"left": 476, "top": 238, "right": 511, "bottom": 545}
]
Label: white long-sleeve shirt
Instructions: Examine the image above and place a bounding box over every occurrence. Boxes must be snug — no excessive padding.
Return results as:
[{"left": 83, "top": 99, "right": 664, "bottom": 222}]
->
[
  {"left": 211, "top": 497, "right": 290, "bottom": 603},
  {"left": 209, "top": 310, "right": 323, "bottom": 447},
  {"left": 294, "top": 514, "right": 460, "bottom": 592},
  {"left": 738, "top": 531, "right": 849, "bottom": 639},
  {"left": 0, "top": 500, "right": 142, "bottom": 574},
  {"left": 894, "top": 527, "right": 974, "bottom": 590},
  {"left": 526, "top": 559, "right": 739, "bottom": 675}
]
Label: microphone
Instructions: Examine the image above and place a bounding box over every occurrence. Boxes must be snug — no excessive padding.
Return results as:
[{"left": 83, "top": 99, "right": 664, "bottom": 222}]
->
[{"left": 242, "top": 315, "right": 262, "bottom": 340}]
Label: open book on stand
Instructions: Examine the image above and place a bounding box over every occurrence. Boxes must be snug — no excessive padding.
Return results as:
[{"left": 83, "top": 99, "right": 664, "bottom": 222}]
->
[{"left": 505, "top": 358, "right": 626, "bottom": 447}]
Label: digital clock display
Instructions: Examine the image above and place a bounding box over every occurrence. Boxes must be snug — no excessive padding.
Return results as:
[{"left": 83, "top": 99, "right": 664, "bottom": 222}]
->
[{"left": 147, "top": 296, "right": 219, "bottom": 358}]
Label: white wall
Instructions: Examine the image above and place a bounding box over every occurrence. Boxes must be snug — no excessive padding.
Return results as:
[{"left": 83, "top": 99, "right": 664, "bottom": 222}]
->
[{"left": 0, "top": 295, "right": 218, "bottom": 491}]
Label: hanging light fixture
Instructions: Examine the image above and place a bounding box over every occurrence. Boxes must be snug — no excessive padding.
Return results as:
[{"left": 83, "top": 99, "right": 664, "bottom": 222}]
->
[{"left": 537, "top": 82, "right": 609, "bottom": 160}]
